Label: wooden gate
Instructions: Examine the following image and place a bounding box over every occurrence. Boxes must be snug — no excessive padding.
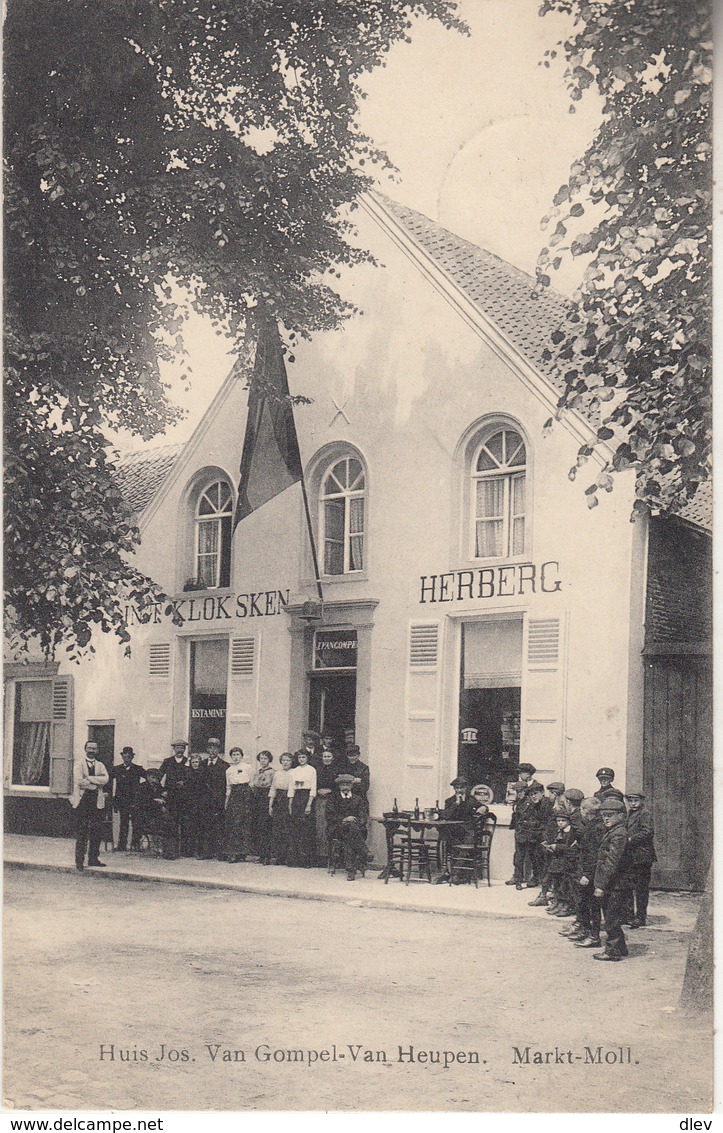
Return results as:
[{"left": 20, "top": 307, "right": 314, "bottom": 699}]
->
[{"left": 642, "top": 652, "right": 712, "bottom": 891}]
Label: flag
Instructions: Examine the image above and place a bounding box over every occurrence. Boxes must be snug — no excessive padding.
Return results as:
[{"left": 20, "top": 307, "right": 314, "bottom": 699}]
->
[{"left": 234, "top": 317, "right": 304, "bottom": 527}]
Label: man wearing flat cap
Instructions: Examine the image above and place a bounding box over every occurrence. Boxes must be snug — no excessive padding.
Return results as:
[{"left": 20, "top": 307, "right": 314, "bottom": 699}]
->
[
  {"left": 594, "top": 768, "right": 625, "bottom": 804},
  {"left": 160, "top": 740, "right": 189, "bottom": 858},
  {"left": 623, "top": 791, "right": 657, "bottom": 927},
  {"left": 592, "top": 797, "right": 631, "bottom": 960},
  {"left": 326, "top": 774, "right": 370, "bottom": 880},
  {"left": 201, "top": 738, "right": 229, "bottom": 860},
  {"left": 340, "top": 744, "right": 370, "bottom": 798}
]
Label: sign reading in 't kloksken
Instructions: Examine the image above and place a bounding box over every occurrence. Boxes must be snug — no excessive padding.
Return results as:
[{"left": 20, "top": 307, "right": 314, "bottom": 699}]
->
[{"left": 123, "top": 589, "right": 291, "bottom": 626}]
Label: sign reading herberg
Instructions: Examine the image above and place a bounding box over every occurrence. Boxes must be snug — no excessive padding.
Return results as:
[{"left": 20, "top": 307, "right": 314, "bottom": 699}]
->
[
  {"left": 419, "top": 561, "right": 562, "bottom": 604},
  {"left": 314, "top": 630, "right": 358, "bottom": 670}
]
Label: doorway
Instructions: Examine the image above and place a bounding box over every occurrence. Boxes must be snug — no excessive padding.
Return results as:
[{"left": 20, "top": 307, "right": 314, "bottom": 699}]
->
[
  {"left": 308, "top": 673, "right": 357, "bottom": 752},
  {"left": 87, "top": 722, "right": 115, "bottom": 778},
  {"left": 458, "top": 617, "right": 523, "bottom": 803},
  {"left": 189, "top": 638, "right": 229, "bottom": 753}
]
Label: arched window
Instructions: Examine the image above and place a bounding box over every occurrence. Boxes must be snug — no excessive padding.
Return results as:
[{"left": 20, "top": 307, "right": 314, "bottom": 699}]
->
[
  {"left": 195, "top": 481, "right": 233, "bottom": 588},
  {"left": 471, "top": 427, "right": 526, "bottom": 559},
  {"left": 320, "top": 456, "right": 366, "bottom": 575}
]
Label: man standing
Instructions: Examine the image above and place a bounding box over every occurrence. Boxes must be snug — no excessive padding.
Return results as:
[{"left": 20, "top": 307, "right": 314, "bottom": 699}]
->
[
  {"left": 592, "top": 797, "right": 631, "bottom": 961},
  {"left": 70, "top": 740, "right": 110, "bottom": 871},
  {"left": 159, "top": 739, "right": 189, "bottom": 858},
  {"left": 326, "top": 774, "right": 370, "bottom": 880},
  {"left": 624, "top": 791, "right": 657, "bottom": 928},
  {"left": 341, "top": 744, "right": 370, "bottom": 797},
  {"left": 202, "top": 738, "right": 229, "bottom": 859},
  {"left": 594, "top": 768, "right": 625, "bottom": 803},
  {"left": 111, "top": 746, "right": 145, "bottom": 852}
]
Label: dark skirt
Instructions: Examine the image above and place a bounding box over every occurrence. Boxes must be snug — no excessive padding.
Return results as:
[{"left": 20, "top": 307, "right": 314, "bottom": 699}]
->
[
  {"left": 252, "top": 786, "right": 273, "bottom": 861},
  {"left": 271, "top": 792, "right": 291, "bottom": 864},
  {"left": 224, "top": 783, "right": 252, "bottom": 861},
  {"left": 289, "top": 790, "right": 315, "bottom": 868},
  {"left": 315, "top": 793, "right": 331, "bottom": 864}
]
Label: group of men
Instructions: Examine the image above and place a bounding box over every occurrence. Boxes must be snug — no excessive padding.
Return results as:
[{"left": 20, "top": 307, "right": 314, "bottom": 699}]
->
[{"left": 507, "top": 763, "right": 657, "bottom": 961}]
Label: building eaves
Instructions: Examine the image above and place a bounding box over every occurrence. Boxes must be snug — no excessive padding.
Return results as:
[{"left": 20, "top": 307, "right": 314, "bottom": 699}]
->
[{"left": 114, "top": 442, "right": 184, "bottom": 515}]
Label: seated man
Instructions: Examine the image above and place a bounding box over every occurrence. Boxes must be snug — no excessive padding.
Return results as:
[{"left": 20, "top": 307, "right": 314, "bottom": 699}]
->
[
  {"left": 436, "top": 776, "right": 484, "bottom": 883},
  {"left": 135, "top": 769, "right": 176, "bottom": 859},
  {"left": 326, "top": 774, "right": 371, "bottom": 881}
]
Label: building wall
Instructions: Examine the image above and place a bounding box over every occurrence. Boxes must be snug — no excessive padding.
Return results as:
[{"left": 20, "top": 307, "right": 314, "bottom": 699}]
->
[{"left": 5, "top": 210, "right": 646, "bottom": 871}]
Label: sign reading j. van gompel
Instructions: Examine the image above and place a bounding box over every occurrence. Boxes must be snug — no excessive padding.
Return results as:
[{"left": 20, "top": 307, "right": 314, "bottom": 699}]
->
[
  {"left": 124, "top": 589, "right": 290, "bottom": 627},
  {"left": 314, "top": 629, "right": 358, "bottom": 670},
  {"left": 419, "top": 561, "right": 561, "bottom": 604}
]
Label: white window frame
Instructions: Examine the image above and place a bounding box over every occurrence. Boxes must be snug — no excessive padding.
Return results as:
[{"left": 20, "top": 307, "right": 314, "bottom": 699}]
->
[
  {"left": 319, "top": 456, "right": 366, "bottom": 577},
  {"left": 470, "top": 428, "right": 527, "bottom": 561},
  {"left": 6, "top": 677, "right": 53, "bottom": 793},
  {"left": 194, "top": 481, "right": 233, "bottom": 590}
]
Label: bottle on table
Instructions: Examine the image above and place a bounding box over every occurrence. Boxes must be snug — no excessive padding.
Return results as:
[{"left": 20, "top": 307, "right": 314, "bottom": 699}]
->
[{"left": 414, "top": 798, "right": 420, "bottom": 820}]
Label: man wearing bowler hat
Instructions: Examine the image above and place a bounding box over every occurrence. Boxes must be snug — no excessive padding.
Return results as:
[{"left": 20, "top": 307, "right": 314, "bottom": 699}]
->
[
  {"left": 594, "top": 767, "right": 625, "bottom": 803},
  {"left": 592, "top": 797, "right": 631, "bottom": 961},
  {"left": 111, "top": 745, "right": 146, "bottom": 852}
]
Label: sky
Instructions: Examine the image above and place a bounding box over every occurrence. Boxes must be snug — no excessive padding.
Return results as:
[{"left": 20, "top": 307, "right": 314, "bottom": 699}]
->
[{"left": 114, "top": 0, "right": 601, "bottom": 452}]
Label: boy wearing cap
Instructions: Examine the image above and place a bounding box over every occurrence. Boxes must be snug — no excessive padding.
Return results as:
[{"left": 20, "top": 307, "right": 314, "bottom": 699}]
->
[
  {"left": 529, "top": 783, "right": 564, "bottom": 906},
  {"left": 340, "top": 744, "right": 370, "bottom": 797},
  {"left": 326, "top": 774, "right": 370, "bottom": 880},
  {"left": 592, "top": 797, "right": 631, "bottom": 960},
  {"left": 566, "top": 797, "right": 605, "bottom": 947},
  {"left": 594, "top": 768, "right": 625, "bottom": 804},
  {"left": 508, "top": 781, "right": 547, "bottom": 890},
  {"left": 624, "top": 791, "right": 656, "bottom": 927}
]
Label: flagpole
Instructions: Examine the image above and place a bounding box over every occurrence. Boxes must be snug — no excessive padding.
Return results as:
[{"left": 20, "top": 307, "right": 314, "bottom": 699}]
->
[{"left": 299, "top": 475, "right": 324, "bottom": 603}]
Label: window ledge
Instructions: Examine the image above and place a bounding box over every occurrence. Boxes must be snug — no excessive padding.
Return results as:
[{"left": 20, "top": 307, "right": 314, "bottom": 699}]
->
[
  {"left": 5, "top": 785, "right": 53, "bottom": 796},
  {"left": 300, "top": 574, "right": 369, "bottom": 587}
]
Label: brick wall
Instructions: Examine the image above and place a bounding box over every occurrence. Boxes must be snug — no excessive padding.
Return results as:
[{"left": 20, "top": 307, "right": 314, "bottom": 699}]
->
[{"left": 645, "top": 517, "right": 712, "bottom": 648}]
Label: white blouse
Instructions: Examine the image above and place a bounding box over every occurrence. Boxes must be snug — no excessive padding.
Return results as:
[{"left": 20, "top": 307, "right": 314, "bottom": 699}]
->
[
  {"left": 269, "top": 767, "right": 292, "bottom": 800},
  {"left": 226, "top": 763, "right": 252, "bottom": 787},
  {"left": 287, "top": 763, "right": 317, "bottom": 799}
]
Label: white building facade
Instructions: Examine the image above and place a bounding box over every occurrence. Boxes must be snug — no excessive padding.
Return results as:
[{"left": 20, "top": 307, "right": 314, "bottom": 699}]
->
[{"left": 5, "top": 197, "right": 711, "bottom": 884}]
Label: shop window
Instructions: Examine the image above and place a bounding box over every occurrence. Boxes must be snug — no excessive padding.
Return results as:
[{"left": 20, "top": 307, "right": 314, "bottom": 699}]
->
[
  {"left": 195, "top": 481, "right": 233, "bottom": 589},
  {"left": 11, "top": 680, "right": 52, "bottom": 787},
  {"left": 319, "top": 456, "right": 366, "bottom": 576},
  {"left": 471, "top": 427, "right": 526, "bottom": 559}
]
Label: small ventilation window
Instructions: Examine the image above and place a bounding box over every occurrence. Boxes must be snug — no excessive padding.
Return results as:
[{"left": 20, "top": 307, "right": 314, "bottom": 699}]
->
[
  {"left": 149, "top": 643, "right": 172, "bottom": 678},
  {"left": 527, "top": 619, "right": 559, "bottom": 666},
  {"left": 409, "top": 624, "right": 439, "bottom": 668},
  {"left": 231, "top": 638, "right": 255, "bottom": 677}
]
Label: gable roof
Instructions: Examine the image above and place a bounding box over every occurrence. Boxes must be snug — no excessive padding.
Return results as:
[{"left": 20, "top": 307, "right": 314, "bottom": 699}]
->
[
  {"left": 114, "top": 443, "right": 183, "bottom": 514},
  {"left": 377, "top": 195, "right": 570, "bottom": 391}
]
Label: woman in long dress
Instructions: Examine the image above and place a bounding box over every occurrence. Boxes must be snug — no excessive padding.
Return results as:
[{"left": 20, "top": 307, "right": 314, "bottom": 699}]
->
[
  {"left": 314, "top": 748, "right": 338, "bottom": 866},
  {"left": 224, "top": 747, "right": 253, "bottom": 863},
  {"left": 287, "top": 749, "right": 317, "bottom": 868},
  {"left": 251, "top": 750, "right": 274, "bottom": 864}
]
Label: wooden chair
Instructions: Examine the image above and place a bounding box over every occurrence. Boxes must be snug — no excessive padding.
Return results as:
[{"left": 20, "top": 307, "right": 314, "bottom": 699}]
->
[{"left": 448, "top": 815, "right": 496, "bottom": 887}]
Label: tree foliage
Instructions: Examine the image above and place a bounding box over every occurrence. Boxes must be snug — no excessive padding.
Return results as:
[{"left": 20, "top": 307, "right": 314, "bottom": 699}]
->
[
  {"left": 536, "top": 0, "right": 711, "bottom": 515},
  {"left": 5, "top": 0, "right": 464, "bottom": 657}
]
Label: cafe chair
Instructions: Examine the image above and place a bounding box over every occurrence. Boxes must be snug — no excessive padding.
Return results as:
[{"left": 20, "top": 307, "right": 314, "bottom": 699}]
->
[
  {"left": 447, "top": 814, "right": 496, "bottom": 887},
  {"left": 396, "top": 820, "right": 433, "bottom": 885},
  {"left": 327, "top": 837, "right": 343, "bottom": 876}
]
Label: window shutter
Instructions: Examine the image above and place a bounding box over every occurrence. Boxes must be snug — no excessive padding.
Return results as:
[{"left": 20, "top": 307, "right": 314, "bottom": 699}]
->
[
  {"left": 520, "top": 616, "right": 565, "bottom": 771},
  {"left": 231, "top": 638, "right": 255, "bottom": 677},
  {"left": 149, "top": 643, "right": 171, "bottom": 679},
  {"left": 404, "top": 621, "right": 442, "bottom": 804},
  {"left": 49, "top": 675, "right": 74, "bottom": 795},
  {"left": 409, "top": 624, "right": 439, "bottom": 669}
]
